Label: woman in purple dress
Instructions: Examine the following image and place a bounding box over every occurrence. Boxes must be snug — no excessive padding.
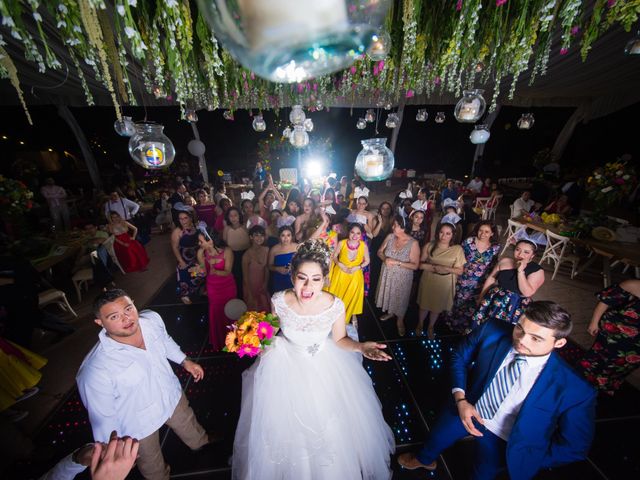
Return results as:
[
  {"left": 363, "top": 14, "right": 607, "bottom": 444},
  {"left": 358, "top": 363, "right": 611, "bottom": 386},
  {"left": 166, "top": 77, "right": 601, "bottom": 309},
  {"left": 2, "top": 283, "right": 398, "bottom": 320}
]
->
[{"left": 446, "top": 221, "right": 500, "bottom": 333}]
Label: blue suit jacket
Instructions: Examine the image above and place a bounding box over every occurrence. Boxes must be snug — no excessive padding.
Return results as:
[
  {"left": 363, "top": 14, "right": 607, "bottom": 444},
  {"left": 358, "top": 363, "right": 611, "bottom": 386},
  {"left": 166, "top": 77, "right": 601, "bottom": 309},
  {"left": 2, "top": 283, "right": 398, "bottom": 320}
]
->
[{"left": 451, "top": 319, "right": 596, "bottom": 480}]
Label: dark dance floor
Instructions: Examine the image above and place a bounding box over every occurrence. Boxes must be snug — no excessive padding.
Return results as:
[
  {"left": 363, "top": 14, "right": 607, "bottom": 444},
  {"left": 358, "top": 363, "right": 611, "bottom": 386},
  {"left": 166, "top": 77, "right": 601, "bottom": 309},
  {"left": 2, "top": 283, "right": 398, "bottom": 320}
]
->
[{"left": 10, "top": 278, "right": 640, "bottom": 479}]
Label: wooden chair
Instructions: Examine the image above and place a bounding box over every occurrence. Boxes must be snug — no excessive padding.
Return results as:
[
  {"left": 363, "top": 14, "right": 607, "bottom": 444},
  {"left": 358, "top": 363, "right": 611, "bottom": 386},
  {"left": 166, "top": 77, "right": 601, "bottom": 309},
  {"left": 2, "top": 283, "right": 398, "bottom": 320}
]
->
[
  {"left": 102, "top": 236, "right": 126, "bottom": 275},
  {"left": 500, "top": 219, "right": 526, "bottom": 256},
  {"left": 38, "top": 289, "right": 78, "bottom": 317},
  {"left": 540, "top": 230, "right": 580, "bottom": 280}
]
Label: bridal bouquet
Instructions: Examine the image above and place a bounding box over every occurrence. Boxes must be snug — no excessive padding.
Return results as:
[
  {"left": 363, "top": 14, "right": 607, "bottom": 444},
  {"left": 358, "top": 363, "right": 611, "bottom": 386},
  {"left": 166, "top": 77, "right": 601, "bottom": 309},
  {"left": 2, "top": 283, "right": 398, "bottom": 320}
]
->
[{"left": 224, "top": 311, "right": 280, "bottom": 358}]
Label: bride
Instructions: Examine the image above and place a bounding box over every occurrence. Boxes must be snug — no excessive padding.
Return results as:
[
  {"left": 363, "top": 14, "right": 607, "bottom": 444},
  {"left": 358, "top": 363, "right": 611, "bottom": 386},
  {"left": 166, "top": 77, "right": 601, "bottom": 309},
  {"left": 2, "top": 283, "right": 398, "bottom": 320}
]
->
[{"left": 232, "top": 239, "right": 395, "bottom": 479}]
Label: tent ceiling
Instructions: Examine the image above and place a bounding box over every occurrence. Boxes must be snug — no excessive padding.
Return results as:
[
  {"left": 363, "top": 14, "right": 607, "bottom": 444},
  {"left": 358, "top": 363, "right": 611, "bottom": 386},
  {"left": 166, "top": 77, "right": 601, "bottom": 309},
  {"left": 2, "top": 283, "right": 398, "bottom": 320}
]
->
[{"left": 0, "top": 1, "right": 639, "bottom": 122}]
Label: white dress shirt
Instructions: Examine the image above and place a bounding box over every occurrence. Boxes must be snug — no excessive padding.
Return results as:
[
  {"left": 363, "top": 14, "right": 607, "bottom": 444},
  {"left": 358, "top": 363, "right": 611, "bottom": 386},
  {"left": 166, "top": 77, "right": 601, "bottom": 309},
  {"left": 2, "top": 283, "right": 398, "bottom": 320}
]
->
[
  {"left": 41, "top": 185, "right": 67, "bottom": 209},
  {"left": 454, "top": 349, "right": 550, "bottom": 441},
  {"left": 104, "top": 197, "right": 140, "bottom": 220},
  {"left": 467, "top": 179, "right": 483, "bottom": 193},
  {"left": 38, "top": 453, "right": 86, "bottom": 480},
  {"left": 511, "top": 198, "right": 534, "bottom": 218},
  {"left": 76, "top": 310, "right": 186, "bottom": 442}
]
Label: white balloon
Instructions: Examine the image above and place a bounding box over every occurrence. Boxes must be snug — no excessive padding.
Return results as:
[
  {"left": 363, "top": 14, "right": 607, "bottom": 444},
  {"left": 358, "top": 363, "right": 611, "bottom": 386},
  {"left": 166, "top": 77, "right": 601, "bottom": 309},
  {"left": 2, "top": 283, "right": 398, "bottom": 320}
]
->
[
  {"left": 224, "top": 298, "right": 248, "bottom": 320},
  {"left": 187, "top": 139, "right": 206, "bottom": 156}
]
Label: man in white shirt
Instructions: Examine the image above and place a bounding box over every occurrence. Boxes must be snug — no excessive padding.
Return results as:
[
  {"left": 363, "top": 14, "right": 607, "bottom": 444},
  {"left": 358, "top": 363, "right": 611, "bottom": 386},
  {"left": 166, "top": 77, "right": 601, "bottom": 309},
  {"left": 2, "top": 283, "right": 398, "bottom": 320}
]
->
[
  {"left": 76, "top": 289, "right": 211, "bottom": 480},
  {"left": 398, "top": 301, "right": 595, "bottom": 480},
  {"left": 510, "top": 190, "right": 537, "bottom": 218},
  {"left": 466, "top": 175, "right": 483, "bottom": 194},
  {"left": 41, "top": 178, "right": 70, "bottom": 231},
  {"left": 103, "top": 191, "right": 140, "bottom": 222}
]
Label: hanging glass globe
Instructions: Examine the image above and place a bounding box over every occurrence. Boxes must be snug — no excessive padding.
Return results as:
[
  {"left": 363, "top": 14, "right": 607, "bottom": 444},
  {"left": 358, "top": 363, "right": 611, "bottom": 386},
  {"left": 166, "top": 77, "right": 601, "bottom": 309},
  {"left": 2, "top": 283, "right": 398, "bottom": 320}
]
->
[
  {"left": 196, "top": 0, "right": 392, "bottom": 83},
  {"left": 356, "top": 118, "right": 367, "bottom": 130},
  {"left": 223, "top": 110, "right": 234, "bottom": 120},
  {"left": 624, "top": 30, "right": 640, "bottom": 55},
  {"left": 304, "top": 118, "right": 314, "bottom": 132},
  {"left": 290, "top": 125, "right": 309, "bottom": 148},
  {"left": 206, "top": 104, "right": 216, "bottom": 111},
  {"left": 128, "top": 123, "right": 176, "bottom": 169},
  {"left": 469, "top": 124, "right": 491, "bottom": 144},
  {"left": 416, "top": 109, "right": 428, "bottom": 122},
  {"left": 283, "top": 126, "right": 292, "bottom": 138},
  {"left": 152, "top": 85, "right": 165, "bottom": 99},
  {"left": 385, "top": 113, "right": 400, "bottom": 129},
  {"left": 355, "top": 138, "right": 394, "bottom": 181},
  {"left": 435, "top": 112, "right": 446, "bottom": 124},
  {"left": 185, "top": 109, "right": 198, "bottom": 123},
  {"left": 517, "top": 113, "right": 535, "bottom": 130},
  {"left": 367, "top": 30, "right": 390, "bottom": 61},
  {"left": 252, "top": 115, "right": 267, "bottom": 132},
  {"left": 289, "top": 105, "right": 306, "bottom": 125},
  {"left": 454, "top": 89, "right": 486, "bottom": 123},
  {"left": 114, "top": 116, "right": 136, "bottom": 137},
  {"left": 384, "top": 103, "right": 393, "bottom": 110},
  {"left": 365, "top": 109, "right": 375, "bottom": 123},
  {"left": 315, "top": 99, "right": 323, "bottom": 111}
]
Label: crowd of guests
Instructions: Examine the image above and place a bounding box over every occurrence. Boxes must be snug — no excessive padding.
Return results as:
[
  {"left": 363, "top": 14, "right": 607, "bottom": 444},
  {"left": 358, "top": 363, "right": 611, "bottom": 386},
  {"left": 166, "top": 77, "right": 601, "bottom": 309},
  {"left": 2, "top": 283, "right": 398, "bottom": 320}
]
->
[{"left": 155, "top": 171, "right": 638, "bottom": 398}]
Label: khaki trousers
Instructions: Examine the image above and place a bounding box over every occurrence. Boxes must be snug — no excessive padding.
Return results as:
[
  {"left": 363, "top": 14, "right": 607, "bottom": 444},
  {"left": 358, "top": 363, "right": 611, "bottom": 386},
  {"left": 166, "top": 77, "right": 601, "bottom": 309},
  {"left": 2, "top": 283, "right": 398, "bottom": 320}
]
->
[{"left": 136, "top": 393, "right": 208, "bottom": 479}]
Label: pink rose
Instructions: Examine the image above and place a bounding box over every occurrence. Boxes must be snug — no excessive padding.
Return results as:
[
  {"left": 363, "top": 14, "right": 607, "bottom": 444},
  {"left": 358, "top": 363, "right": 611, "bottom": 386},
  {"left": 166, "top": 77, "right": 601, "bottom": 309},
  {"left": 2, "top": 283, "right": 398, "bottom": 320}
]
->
[
  {"left": 406, "top": 89, "right": 414, "bottom": 98},
  {"left": 625, "top": 354, "right": 640, "bottom": 364},
  {"left": 618, "top": 325, "right": 638, "bottom": 337}
]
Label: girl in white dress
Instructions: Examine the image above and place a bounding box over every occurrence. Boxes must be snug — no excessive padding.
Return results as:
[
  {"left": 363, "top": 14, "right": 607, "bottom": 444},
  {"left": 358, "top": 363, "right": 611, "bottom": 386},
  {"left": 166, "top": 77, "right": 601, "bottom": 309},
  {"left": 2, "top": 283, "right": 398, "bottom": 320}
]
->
[{"left": 232, "top": 239, "right": 395, "bottom": 480}]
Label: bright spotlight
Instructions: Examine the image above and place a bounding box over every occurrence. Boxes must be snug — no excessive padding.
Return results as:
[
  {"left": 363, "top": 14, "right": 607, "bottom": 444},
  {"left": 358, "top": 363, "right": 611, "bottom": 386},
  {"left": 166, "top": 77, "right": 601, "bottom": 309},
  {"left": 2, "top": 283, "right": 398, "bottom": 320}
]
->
[{"left": 304, "top": 158, "right": 324, "bottom": 178}]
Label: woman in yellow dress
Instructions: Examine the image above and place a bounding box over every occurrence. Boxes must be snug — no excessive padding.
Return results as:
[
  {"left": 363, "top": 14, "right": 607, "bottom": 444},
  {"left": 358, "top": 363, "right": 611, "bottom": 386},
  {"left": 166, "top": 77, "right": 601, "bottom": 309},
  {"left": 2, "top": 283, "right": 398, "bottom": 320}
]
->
[
  {"left": 0, "top": 337, "right": 47, "bottom": 412},
  {"left": 327, "top": 223, "right": 370, "bottom": 324},
  {"left": 416, "top": 222, "right": 466, "bottom": 339}
]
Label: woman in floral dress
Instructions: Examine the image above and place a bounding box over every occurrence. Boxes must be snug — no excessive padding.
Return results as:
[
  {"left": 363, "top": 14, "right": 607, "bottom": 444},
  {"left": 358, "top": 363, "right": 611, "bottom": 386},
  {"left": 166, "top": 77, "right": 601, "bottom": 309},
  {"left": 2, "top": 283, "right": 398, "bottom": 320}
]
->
[
  {"left": 578, "top": 280, "right": 640, "bottom": 395},
  {"left": 446, "top": 221, "right": 500, "bottom": 333}
]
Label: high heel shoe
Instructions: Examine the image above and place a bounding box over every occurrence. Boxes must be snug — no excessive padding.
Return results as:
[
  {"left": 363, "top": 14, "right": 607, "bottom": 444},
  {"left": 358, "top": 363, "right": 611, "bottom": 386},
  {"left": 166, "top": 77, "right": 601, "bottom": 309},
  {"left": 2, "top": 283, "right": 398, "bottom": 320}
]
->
[
  {"left": 415, "top": 328, "right": 425, "bottom": 337},
  {"left": 427, "top": 327, "right": 435, "bottom": 340},
  {"left": 397, "top": 323, "right": 406, "bottom": 336},
  {"left": 380, "top": 313, "right": 395, "bottom": 322}
]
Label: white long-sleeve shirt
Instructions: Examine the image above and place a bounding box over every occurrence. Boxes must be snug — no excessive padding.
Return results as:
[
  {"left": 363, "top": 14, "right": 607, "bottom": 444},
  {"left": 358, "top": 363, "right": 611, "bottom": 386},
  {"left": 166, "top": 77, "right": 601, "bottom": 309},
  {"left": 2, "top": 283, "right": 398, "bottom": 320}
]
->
[
  {"left": 76, "top": 310, "right": 186, "bottom": 442},
  {"left": 41, "top": 185, "right": 67, "bottom": 209},
  {"left": 38, "top": 453, "right": 86, "bottom": 480},
  {"left": 104, "top": 197, "right": 140, "bottom": 221}
]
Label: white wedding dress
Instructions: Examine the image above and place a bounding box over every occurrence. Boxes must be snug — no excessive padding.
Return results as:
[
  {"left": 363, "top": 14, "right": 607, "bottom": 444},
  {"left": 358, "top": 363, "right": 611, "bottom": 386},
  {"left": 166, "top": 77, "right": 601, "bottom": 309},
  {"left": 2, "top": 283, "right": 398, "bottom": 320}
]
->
[{"left": 232, "top": 291, "right": 395, "bottom": 479}]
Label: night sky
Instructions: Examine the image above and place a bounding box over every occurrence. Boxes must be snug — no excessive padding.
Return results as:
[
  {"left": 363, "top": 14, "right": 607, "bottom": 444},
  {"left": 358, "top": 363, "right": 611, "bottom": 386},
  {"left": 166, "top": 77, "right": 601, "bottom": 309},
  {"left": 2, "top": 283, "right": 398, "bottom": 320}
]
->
[{"left": 0, "top": 100, "right": 638, "bottom": 189}]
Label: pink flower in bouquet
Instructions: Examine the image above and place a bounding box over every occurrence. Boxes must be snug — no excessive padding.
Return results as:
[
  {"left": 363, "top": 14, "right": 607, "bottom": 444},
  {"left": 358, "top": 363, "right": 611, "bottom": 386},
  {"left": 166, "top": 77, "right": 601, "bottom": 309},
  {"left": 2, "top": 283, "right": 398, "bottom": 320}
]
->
[
  {"left": 237, "top": 344, "right": 261, "bottom": 358},
  {"left": 257, "top": 321, "right": 274, "bottom": 340}
]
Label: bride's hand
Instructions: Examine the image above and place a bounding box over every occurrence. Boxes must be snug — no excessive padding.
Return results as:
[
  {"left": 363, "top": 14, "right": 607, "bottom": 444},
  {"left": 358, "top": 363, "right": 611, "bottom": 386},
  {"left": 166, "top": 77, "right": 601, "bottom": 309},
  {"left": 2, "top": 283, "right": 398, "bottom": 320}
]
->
[{"left": 360, "top": 342, "right": 391, "bottom": 361}]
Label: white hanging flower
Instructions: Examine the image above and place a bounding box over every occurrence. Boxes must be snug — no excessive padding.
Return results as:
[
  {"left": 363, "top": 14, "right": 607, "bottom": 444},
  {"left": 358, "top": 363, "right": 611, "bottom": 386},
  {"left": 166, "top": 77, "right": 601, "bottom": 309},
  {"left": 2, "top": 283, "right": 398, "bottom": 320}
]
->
[
  {"left": 623, "top": 175, "right": 630, "bottom": 180},
  {"left": 11, "top": 30, "right": 22, "bottom": 40},
  {"left": 601, "top": 186, "right": 614, "bottom": 193},
  {"left": 32, "top": 12, "right": 42, "bottom": 22},
  {"left": 58, "top": 4, "right": 68, "bottom": 14},
  {"left": 37, "top": 62, "right": 45, "bottom": 73},
  {"left": 57, "top": 20, "right": 67, "bottom": 28},
  {"left": 117, "top": 5, "right": 125, "bottom": 16},
  {"left": 165, "top": 0, "right": 178, "bottom": 8},
  {"left": 124, "top": 27, "right": 136, "bottom": 39},
  {"left": 2, "top": 16, "right": 15, "bottom": 27},
  {"left": 73, "top": 25, "right": 82, "bottom": 33},
  {"left": 128, "top": 0, "right": 138, "bottom": 6},
  {"left": 616, "top": 170, "right": 623, "bottom": 176}
]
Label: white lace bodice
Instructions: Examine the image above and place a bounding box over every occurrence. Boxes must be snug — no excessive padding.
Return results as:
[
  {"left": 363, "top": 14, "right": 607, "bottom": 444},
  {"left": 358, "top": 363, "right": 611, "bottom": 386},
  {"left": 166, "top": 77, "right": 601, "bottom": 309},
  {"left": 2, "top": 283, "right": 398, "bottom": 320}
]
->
[{"left": 271, "top": 291, "right": 345, "bottom": 355}]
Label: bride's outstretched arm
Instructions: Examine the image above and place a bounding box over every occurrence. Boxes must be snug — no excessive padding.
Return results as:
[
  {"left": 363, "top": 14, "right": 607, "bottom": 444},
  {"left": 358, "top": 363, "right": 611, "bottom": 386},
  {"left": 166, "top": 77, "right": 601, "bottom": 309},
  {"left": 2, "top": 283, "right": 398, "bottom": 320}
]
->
[{"left": 332, "top": 316, "right": 391, "bottom": 361}]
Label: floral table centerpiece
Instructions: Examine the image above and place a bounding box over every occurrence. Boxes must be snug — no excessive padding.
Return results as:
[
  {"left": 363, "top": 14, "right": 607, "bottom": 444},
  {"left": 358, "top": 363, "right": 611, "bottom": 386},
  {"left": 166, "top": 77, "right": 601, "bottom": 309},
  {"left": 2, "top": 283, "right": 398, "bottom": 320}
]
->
[{"left": 586, "top": 160, "right": 637, "bottom": 210}]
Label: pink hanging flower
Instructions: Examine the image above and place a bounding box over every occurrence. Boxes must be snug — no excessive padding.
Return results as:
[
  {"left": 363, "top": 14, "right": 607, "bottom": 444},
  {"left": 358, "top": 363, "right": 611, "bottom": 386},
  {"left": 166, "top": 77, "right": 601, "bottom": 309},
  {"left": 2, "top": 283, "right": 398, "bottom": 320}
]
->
[
  {"left": 571, "top": 26, "right": 580, "bottom": 36},
  {"left": 456, "top": 0, "right": 463, "bottom": 11},
  {"left": 373, "top": 65, "right": 379, "bottom": 76},
  {"left": 350, "top": 66, "right": 357, "bottom": 75},
  {"left": 377, "top": 60, "right": 385, "bottom": 72},
  {"left": 405, "top": 89, "right": 414, "bottom": 98},
  {"left": 297, "top": 83, "right": 305, "bottom": 93},
  {"left": 496, "top": 0, "right": 507, "bottom": 6},
  {"left": 313, "top": 83, "right": 318, "bottom": 92},
  {"left": 560, "top": 47, "right": 569, "bottom": 55},
  {"left": 607, "top": 0, "right": 616, "bottom": 7},
  {"left": 434, "top": 76, "right": 441, "bottom": 85},
  {"left": 250, "top": 72, "right": 255, "bottom": 80}
]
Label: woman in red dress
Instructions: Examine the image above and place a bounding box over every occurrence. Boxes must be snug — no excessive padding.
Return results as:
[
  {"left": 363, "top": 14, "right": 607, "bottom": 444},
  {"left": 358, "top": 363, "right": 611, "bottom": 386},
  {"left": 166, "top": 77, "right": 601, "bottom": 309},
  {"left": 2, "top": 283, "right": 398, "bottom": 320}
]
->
[{"left": 107, "top": 211, "right": 149, "bottom": 273}]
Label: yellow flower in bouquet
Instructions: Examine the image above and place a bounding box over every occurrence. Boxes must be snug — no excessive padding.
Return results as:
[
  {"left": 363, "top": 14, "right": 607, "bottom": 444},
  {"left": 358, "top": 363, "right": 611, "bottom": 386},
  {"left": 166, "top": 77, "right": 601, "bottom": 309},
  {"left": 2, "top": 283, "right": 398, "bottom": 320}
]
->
[{"left": 225, "top": 330, "right": 239, "bottom": 353}]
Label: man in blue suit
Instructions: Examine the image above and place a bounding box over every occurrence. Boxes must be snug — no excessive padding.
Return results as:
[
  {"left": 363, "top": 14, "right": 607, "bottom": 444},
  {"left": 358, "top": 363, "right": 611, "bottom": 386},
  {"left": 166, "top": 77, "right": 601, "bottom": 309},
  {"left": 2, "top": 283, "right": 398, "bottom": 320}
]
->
[{"left": 398, "top": 301, "right": 596, "bottom": 480}]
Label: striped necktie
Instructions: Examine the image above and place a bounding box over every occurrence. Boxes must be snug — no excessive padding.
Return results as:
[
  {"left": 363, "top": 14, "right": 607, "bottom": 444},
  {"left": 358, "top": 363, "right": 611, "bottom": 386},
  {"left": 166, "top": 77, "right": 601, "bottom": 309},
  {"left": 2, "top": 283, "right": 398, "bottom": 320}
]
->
[{"left": 476, "top": 354, "right": 527, "bottom": 420}]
